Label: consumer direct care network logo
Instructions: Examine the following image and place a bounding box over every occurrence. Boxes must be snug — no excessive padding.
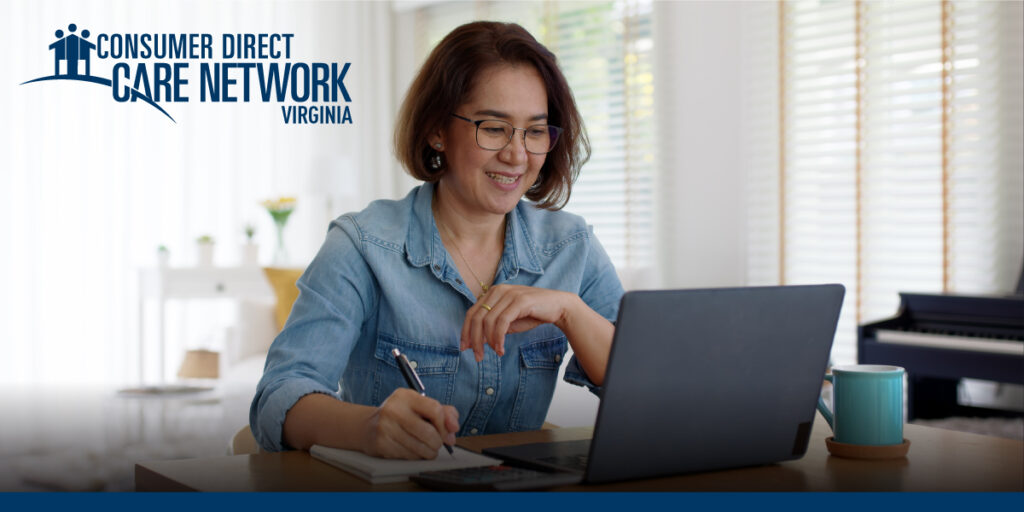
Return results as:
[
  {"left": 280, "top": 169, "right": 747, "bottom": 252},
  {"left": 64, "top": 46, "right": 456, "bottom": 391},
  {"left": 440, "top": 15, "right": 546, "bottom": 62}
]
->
[{"left": 21, "top": 23, "right": 353, "bottom": 125}]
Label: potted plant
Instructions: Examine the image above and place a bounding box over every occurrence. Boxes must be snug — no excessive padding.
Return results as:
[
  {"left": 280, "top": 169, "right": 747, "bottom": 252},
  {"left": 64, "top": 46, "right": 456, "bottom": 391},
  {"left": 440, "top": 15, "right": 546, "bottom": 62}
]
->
[
  {"left": 196, "top": 235, "right": 215, "bottom": 267},
  {"left": 157, "top": 245, "right": 170, "bottom": 267},
  {"left": 242, "top": 224, "right": 259, "bottom": 266}
]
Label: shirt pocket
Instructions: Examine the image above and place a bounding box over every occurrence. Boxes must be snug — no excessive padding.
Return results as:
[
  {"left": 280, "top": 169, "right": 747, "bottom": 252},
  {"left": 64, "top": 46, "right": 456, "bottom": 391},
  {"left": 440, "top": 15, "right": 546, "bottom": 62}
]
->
[
  {"left": 507, "top": 335, "right": 569, "bottom": 431},
  {"left": 372, "top": 334, "right": 460, "bottom": 405}
]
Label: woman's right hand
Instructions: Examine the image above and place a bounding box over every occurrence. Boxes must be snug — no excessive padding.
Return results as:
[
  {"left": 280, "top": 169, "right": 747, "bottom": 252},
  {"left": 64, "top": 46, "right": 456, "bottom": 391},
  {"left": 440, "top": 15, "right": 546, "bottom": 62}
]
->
[{"left": 361, "top": 388, "right": 459, "bottom": 459}]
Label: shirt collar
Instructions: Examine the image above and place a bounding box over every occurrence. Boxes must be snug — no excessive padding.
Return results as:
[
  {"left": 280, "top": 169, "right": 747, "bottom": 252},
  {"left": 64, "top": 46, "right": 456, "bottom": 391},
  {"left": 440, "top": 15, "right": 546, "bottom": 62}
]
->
[
  {"left": 405, "top": 182, "right": 544, "bottom": 278},
  {"left": 502, "top": 203, "right": 544, "bottom": 278}
]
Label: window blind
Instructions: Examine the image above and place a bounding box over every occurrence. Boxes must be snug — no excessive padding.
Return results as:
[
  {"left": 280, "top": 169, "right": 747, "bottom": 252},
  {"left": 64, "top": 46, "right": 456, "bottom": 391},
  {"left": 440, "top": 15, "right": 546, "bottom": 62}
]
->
[
  {"left": 782, "top": 0, "right": 860, "bottom": 364},
  {"left": 413, "top": 1, "right": 656, "bottom": 276},
  {"left": 859, "top": 1, "right": 946, "bottom": 335},
  {"left": 745, "top": 0, "right": 1024, "bottom": 365}
]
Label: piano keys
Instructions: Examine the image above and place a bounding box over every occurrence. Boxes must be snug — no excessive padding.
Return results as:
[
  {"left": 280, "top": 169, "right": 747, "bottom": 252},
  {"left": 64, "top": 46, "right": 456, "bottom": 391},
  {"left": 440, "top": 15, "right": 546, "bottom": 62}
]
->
[
  {"left": 859, "top": 292, "right": 1024, "bottom": 420},
  {"left": 874, "top": 328, "right": 1023, "bottom": 356}
]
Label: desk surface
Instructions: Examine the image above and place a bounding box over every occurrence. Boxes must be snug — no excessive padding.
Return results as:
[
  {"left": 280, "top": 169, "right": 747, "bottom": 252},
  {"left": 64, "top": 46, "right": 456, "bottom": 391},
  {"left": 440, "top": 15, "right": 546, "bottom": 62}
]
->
[{"left": 135, "top": 416, "right": 1023, "bottom": 491}]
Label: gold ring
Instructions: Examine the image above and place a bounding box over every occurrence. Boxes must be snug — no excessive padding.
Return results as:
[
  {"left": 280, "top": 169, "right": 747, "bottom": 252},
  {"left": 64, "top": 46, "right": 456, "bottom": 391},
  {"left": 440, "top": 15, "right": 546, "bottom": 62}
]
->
[{"left": 481, "top": 303, "right": 493, "bottom": 311}]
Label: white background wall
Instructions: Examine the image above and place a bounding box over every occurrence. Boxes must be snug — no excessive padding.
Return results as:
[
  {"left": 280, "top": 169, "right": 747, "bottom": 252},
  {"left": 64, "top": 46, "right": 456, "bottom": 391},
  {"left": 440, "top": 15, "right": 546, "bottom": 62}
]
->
[{"left": 654, "top": 0, "right": 747, "bottom": 290}]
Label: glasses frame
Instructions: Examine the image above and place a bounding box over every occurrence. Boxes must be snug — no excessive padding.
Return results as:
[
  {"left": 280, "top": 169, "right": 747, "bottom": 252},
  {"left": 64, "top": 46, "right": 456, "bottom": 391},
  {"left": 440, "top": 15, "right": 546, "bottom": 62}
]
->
[{"left": 451, "top": 114, "right": 562, "bottom": 155}]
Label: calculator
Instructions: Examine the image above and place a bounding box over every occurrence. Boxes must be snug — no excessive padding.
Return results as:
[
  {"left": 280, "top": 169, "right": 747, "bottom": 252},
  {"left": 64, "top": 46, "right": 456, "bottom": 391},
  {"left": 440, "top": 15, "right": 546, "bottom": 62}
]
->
[{"left": 410, "top": 465, "right": 582, "bottom": 491}]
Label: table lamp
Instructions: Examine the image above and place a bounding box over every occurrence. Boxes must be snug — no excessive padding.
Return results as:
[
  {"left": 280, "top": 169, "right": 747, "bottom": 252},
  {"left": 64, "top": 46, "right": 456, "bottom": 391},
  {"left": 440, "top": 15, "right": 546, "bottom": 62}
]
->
[{"left": 177, "top": 349, "right": 220, "bottom": 380}]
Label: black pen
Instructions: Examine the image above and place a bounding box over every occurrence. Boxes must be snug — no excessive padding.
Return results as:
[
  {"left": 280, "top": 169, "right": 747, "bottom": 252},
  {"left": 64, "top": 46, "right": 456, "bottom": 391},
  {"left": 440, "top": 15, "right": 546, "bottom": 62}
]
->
[{"left": 392, "top": 348, "right": 456, "bottom": 457}]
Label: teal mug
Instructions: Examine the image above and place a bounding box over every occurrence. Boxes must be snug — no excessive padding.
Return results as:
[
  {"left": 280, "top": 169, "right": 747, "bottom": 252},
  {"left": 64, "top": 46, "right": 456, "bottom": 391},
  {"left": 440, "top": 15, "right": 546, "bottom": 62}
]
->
[{"left": 817, "top": 364, "right": 905, "bottom": 446}]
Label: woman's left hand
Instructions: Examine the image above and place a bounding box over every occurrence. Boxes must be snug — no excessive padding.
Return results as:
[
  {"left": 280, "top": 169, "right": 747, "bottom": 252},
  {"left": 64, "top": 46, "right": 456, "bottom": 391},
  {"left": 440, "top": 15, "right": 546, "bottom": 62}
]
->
[{"left": 460, "top": 284, "right": 578, "bottom": 362}]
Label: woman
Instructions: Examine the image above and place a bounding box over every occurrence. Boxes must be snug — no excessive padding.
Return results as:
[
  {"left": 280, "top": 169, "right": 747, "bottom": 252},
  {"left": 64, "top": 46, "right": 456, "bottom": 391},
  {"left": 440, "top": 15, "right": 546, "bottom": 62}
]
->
[{"left": 250, "top": 21, "right": 624, "bottom": 459}]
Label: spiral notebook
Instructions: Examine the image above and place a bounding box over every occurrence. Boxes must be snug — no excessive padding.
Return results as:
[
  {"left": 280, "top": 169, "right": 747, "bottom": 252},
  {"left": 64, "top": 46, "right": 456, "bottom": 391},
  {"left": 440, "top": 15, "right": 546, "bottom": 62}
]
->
[{"left": 310, "top": 444, "right": 502, "bottom": 484}]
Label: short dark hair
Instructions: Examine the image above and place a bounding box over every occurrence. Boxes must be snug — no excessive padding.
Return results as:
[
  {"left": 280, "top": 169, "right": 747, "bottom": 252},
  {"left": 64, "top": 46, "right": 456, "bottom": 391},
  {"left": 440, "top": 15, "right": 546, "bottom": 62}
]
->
[{"left": 394, "top": 21, "right": 590, "bottom": 210}]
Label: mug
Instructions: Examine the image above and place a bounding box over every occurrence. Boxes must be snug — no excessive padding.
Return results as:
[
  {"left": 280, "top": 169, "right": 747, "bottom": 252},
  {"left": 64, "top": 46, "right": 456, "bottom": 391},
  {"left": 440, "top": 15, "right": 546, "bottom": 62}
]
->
[{"left": 817, "top": 364, "right": 904, "bottom": 446}]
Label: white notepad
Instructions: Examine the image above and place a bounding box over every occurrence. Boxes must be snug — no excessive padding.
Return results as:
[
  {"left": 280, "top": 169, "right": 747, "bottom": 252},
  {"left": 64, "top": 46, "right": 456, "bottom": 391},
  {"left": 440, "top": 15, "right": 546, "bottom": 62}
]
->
[{"left": 309, "top": 444, "right": 502, "bottom": 484}]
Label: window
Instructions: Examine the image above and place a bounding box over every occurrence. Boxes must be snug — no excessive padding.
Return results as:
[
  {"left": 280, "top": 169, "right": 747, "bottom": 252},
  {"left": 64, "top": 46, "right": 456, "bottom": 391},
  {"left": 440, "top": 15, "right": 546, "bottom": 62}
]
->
[
  {"left": 411, "top": 1, "right": 657, "bottom": 278},
  {"left": 744, "top": 0, "right": 1024, "bottom": 364}
]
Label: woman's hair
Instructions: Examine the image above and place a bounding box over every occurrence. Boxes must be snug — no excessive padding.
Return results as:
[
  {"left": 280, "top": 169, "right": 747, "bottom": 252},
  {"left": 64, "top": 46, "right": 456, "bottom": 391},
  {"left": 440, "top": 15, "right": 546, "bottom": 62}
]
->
[{"left": 394, "top": 21, "right": 590, "bottom": 210}]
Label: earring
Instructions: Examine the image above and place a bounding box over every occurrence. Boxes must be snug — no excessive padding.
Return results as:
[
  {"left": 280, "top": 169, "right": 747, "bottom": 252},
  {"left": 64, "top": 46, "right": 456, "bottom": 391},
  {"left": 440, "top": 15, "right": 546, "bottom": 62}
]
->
[
  {"left": 431, "top": 153, "right": 442, "bottom": 170},
  {"left": 434, "top": 143, "right": 443, "bottom": 150}
]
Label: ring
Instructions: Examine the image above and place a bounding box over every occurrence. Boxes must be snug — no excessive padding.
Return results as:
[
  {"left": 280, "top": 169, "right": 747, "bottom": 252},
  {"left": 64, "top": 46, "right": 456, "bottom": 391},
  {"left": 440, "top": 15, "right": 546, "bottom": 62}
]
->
[{"left": 481, "top": 303, "right": 493, "bottom": 311}]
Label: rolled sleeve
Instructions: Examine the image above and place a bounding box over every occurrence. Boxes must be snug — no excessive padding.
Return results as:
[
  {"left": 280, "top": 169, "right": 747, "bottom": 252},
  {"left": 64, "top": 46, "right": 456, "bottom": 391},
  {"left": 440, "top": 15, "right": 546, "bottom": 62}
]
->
[
  {"left": 250, "top": 377, "right": 336, "bottom": 452},
  {"left": 563, "top": 354, "right": 601, "bottom": 395},
  {"left": 249, "top": 217, "right": 377, "bottom": 452},
  {"left": 562, "top": 226, "right": 624, "bottom": 396}
]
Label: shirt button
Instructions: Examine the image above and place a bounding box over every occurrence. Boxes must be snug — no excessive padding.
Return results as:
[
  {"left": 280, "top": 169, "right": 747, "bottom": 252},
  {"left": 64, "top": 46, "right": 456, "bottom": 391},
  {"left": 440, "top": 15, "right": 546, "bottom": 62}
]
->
[
  {"left": 554, "top": 354, "right": 562, "bottom": 363},
  {"left": 485, "top": 387, "right": 494, "bottom": 396},
  {"left": 409, "top": 360, "right": 418, "bottom": 369},
  {"left": 433, "top": 264, "right": 441, "bottom": 271},
  {"left": 456, "top": 278, "right": 463, "bottom": 284},
  {"left": 470, "top": 428, "right": 479, "bottom": 435}
]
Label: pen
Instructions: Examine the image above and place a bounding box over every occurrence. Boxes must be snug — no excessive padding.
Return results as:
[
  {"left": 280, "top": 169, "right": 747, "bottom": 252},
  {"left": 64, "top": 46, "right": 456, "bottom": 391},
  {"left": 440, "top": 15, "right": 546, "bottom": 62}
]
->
[{"left": 392, "top": 348, "right": 456, "bottom": 457}]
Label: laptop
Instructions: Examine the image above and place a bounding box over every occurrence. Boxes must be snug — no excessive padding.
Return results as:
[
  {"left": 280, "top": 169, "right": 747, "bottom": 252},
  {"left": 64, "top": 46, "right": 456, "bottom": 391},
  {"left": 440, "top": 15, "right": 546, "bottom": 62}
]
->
[{"left": 482, "top": 284, "right": 845, "bottom": 484}]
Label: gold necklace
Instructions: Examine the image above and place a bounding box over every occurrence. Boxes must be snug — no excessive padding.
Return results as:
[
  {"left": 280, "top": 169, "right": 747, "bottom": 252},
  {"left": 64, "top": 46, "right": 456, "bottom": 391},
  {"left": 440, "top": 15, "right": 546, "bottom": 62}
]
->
[{"left": 434, "top": 210, "right": 496, "bottom": 293}]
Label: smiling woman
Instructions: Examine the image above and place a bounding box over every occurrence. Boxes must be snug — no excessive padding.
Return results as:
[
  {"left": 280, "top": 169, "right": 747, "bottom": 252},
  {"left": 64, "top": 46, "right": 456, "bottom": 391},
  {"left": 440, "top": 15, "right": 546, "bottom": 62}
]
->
[
  {"left": 394, "top": 23, "right": 588, "bottom": 211},
  {"left": 404, "top": 1, "right": 657, "bottom": 287},
  {"left": 250, "top": 21, "right": 623, "bottom": 458}
]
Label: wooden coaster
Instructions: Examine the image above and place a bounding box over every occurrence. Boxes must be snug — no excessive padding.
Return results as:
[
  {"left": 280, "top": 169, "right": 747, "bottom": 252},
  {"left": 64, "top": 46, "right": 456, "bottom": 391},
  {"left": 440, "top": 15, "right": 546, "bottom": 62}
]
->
[{"left": 825, "top": 437, "right": 910, "bottom": 460}]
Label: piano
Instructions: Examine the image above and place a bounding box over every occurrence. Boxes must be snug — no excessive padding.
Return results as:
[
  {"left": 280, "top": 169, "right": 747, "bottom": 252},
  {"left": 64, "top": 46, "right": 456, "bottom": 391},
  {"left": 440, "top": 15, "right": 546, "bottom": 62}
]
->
[{"left": 858, "top": 293, "right": 1024, "bottom": 420}]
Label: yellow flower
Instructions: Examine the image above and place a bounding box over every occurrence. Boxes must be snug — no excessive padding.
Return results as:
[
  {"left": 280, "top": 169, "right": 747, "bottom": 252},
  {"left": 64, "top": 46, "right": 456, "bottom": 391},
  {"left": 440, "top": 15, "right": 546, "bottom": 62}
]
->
[
  {"left": 262, "top": 197, "right": 297, "bottom": 226},
  {"left": 261, "top": 197, "right": 297, "bottom": 213}
]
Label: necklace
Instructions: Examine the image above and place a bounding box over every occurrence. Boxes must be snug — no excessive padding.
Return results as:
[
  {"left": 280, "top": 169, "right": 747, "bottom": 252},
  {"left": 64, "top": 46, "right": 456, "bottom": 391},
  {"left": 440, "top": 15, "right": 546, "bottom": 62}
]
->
[{"left": 434, "top": 209, "right": 496, "bottom": 293}]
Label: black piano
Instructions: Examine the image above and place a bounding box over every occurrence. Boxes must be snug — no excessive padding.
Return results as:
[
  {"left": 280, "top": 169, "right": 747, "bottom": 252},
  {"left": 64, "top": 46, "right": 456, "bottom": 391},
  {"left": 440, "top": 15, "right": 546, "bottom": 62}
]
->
[{"left": 858, "top": 293, "right": 1024, "bottom": 420}]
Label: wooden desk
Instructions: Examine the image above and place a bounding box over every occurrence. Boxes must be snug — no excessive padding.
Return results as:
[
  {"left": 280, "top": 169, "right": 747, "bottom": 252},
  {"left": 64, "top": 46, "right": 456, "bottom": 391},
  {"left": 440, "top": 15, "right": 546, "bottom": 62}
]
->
[{"left": 136, "top": 416, "right": 1023, "bottom": 491}]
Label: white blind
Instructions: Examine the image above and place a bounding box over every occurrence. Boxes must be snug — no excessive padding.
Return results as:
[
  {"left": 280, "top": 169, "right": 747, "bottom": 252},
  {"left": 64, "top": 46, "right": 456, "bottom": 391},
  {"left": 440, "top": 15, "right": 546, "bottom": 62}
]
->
[
  {"left": 783, "top": 0, "right": 860, "bottom": 365},
  {"left": 859, "top": 1, "right": 945, "bottom": 332},
  {"left": 745, "top": 0, "right": 1024, "bottom": 365},
  {"left": 947, "top": 0, "right": 1024, "bottom": 294},
  {"left": 413, "top": 1, "right": 656, "bottom": 277}
]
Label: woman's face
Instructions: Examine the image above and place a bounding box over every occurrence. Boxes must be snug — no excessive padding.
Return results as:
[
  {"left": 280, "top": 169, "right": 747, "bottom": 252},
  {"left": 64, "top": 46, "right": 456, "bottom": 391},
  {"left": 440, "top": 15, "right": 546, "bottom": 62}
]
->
[{"left": 435, "top": 64, "right": 549, "bottom": 218}]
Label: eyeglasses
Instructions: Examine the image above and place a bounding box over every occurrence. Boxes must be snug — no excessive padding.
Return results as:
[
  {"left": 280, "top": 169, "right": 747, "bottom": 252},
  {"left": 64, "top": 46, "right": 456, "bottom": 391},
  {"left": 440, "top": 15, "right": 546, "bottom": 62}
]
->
[{"left": 451, "top": 114, "right": 562, "bottom": 155}]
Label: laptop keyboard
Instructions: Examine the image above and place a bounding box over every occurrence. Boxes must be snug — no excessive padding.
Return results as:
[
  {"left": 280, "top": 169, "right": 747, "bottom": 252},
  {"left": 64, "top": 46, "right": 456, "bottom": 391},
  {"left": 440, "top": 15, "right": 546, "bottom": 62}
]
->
[{"left": 537, "top": 453, "right": 589, "bottom": 472}]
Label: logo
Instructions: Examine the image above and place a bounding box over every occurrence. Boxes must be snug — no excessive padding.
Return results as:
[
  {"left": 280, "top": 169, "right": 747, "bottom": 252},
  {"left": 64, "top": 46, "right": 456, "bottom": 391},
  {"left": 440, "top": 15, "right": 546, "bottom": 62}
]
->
[
  {"left": 21, "top": 23, "right": 176, "bottom": 122},
  {"left": 21, "top": 23, "right": 354, "bottom": 125}
]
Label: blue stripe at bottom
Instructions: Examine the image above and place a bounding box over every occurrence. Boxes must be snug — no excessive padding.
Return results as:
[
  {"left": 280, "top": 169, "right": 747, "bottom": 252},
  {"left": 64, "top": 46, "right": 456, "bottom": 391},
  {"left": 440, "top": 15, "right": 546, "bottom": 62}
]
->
[{"left": 1, "top": 492, "right": 1021, "bottom": 512}]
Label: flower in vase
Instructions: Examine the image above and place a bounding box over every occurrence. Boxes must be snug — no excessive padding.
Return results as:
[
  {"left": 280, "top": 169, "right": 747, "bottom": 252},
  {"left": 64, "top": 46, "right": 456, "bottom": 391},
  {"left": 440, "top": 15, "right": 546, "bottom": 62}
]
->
[
  {"left": 262, "top": 197, "right": 297, "bottom": 266},
  {"left": 262, "top": 197, "right": 297, "bottom": 226}
]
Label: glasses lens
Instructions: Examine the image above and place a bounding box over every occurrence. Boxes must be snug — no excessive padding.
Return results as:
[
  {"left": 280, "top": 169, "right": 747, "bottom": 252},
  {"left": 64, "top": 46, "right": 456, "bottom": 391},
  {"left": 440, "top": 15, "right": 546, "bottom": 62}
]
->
[
  {"left": 476, "top": 120, "right": 514, "bottom": 150},
  {"left": 525, "top": 125, "right": 560, "bottom": 154},
  {"left": 474, "top": 120, "right": 562, "bottom": 154}
]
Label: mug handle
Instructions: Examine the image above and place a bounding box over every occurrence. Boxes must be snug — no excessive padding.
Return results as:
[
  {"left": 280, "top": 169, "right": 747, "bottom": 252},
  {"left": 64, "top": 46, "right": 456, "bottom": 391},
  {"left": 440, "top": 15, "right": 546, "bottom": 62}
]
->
[{"left": 816, "top": 374, "right": 834, "bottom": 430}]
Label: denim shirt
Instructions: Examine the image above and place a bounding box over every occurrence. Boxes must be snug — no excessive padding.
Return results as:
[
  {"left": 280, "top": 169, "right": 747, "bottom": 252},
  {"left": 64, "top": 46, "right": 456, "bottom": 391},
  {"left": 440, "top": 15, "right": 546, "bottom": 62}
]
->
[{"left": 250, "top": 182, "right": 624, "bottom": 452}]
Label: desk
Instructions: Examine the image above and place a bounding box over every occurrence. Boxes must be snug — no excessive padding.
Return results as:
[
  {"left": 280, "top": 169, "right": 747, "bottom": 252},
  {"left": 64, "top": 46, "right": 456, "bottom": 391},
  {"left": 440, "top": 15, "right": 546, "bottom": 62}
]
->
[{"left": 135, "top": 416, "right": 1023, "bottom": 491}]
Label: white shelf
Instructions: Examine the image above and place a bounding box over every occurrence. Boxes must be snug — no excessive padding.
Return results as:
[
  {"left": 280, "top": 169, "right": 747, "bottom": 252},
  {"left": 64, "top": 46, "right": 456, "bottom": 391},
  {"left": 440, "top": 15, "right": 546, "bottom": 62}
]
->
[{"left": 138, "top": 266, "right": 274, "bottom": 383}]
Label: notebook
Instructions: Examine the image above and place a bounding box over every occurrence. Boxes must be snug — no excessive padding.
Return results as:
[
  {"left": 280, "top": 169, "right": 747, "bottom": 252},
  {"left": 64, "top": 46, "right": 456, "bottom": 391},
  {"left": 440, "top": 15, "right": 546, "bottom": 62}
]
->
[
  {"left": 484, "top": 284, "right": 845, "bottom": 485},
  {"left": 310, "top": 444, "right": 502, "bottom": 484}
]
